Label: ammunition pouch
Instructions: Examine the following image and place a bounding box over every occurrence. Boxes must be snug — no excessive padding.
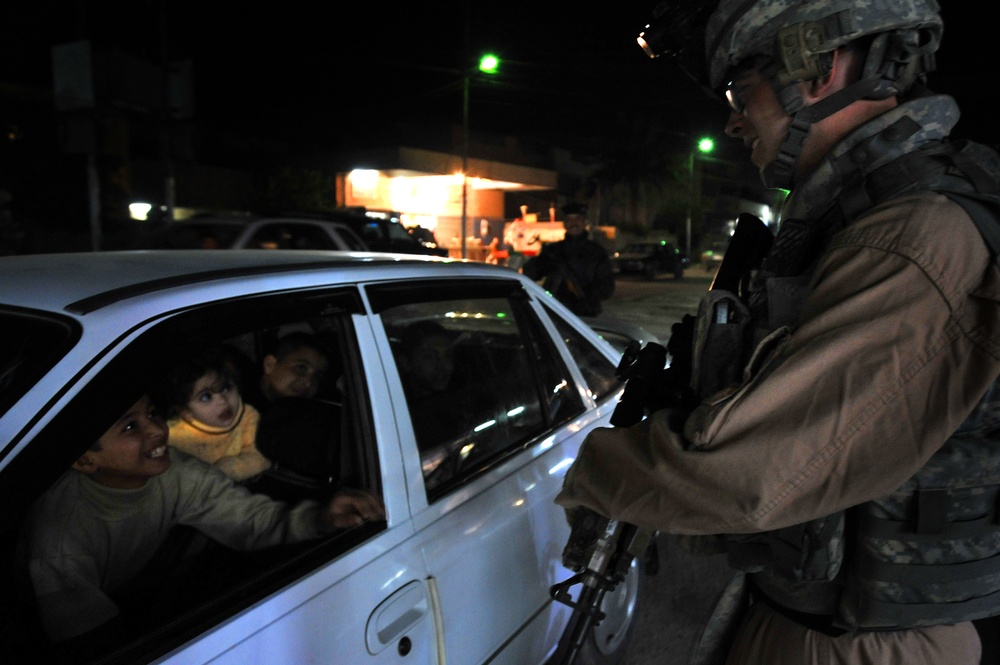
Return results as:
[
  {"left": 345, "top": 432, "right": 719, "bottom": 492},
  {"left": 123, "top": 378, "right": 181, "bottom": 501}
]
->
[{"left": 692, "top": 290, "right": 752, "bottom": 399}]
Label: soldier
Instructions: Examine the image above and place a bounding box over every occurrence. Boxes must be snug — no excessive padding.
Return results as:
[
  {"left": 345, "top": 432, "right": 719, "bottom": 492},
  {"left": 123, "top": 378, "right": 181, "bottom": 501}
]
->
[
  {"left": 558, "top": 1, "right": 1000, "bottom": 663},
  {"left": 522, "top": 202, "right": 615, "bottom": 317}
]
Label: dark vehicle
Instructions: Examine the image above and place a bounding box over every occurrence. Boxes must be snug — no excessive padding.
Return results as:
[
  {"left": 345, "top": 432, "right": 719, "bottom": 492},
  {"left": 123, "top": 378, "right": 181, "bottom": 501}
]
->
[
  {"left": 406, "top": 224, "right": 447, "bottom": 256},
  {"left": 613, "top": 241, "right": 687, "bottom": 279},
  {"left": 311, "top": 209, "right": 448, "bottom": 256}
]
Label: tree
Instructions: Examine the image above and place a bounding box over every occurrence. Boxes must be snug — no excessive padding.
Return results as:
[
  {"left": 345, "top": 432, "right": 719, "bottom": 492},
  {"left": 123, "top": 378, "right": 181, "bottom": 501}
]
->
[{"left": 264, "top": 167, "right": 336, "bottom": 212}]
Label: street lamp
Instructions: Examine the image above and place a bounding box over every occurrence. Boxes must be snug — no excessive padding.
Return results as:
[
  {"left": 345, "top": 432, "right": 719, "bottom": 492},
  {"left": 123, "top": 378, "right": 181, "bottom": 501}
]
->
[
  {"left": 461, "top": 53, "right": 500, "bottom": 259},
  {"left": 685, "top": 136, "right": 715, "bottom": 258}
]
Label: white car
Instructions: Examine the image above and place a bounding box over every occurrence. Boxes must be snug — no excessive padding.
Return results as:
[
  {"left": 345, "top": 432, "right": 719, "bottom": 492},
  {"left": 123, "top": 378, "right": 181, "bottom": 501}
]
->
[{"left": 0, "top": 250, "right": 646, "bottom": 665}]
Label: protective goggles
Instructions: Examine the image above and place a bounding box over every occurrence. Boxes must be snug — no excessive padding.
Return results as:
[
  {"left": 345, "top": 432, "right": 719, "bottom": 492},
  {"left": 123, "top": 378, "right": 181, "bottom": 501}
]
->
[
  {"left": 721, "top": 58, "right": 772, "bottom": 115},
  {"left": 725, "top": 81, "right": 747, "bottom": 114}
]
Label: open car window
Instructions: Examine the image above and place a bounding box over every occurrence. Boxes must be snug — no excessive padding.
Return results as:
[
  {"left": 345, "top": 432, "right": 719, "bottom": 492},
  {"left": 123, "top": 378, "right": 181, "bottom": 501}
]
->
[{"left": 0, "top": 288, "right": 384, "bottom": 665}]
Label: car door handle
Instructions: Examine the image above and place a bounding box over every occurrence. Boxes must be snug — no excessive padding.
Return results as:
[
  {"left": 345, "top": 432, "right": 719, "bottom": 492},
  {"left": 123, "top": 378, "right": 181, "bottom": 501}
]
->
[{"left": 366, "top": 580, "right": 429, "bottom": 654}]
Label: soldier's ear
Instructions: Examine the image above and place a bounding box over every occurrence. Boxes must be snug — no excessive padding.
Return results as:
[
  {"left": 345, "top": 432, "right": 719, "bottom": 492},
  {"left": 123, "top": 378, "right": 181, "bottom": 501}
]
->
[{"left": 806, "top": 48, "right": 844, "bottom": 99}]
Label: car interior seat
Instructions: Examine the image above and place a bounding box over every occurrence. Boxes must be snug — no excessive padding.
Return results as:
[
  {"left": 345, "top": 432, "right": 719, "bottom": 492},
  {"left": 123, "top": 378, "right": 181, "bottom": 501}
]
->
[{"left": 249, "top": 397, "right": 343, "bottom": 503}]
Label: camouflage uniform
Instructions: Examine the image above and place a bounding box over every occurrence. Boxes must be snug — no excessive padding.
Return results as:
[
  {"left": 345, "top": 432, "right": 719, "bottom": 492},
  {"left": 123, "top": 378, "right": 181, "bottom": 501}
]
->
[
  {"left": 557, "top": 89, "right": 1000, "bottom": 665},
  {"left": 557, "top": 86, "right": 1000, "bottom": 665}
]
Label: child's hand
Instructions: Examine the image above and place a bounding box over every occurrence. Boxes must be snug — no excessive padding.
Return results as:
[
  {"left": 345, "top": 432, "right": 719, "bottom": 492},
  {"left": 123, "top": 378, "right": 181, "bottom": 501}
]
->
[{"left": 320, "top": 487, "right": 386, "bottom": 530}]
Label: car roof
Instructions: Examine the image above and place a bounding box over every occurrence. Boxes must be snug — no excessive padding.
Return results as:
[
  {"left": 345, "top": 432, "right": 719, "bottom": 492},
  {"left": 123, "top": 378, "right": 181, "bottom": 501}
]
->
[{"left": 0, "top": 250, "right": 499, "bottom": 316}]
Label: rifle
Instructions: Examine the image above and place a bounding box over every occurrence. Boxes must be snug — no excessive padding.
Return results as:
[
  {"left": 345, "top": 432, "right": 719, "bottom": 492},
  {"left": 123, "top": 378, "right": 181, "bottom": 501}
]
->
[{"left": 549, "top": 213, "right": 773, "bottom": 664}]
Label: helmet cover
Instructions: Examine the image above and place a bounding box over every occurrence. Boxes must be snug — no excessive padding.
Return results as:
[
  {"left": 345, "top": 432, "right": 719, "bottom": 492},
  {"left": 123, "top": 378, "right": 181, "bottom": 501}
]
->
[{"left": 705, "top": 0, "right": 943, "bottom": 90}]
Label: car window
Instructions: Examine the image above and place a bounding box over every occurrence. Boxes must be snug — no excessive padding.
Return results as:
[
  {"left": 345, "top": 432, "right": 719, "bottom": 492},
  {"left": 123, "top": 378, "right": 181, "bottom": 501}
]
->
[
  {"left": 386, "top": 220, "right": 415, "bottom": 242},
  {"left": 157, "top": 222, "right": 245, "bottom": 249},
  {"left": 371, "top": 279, "right": 586, "bottom": 500},
  {"left": 547, "top": 310, "right": 624, "bottom": 402},
  {"left": 0, "top": 288, "right": 384, "bottom": 664},
  {"left": 245, "top": 223, "right": 339, "bottom": 250},
  {"left": 333, "top": 225, "right": 368, "bottom": 251}
]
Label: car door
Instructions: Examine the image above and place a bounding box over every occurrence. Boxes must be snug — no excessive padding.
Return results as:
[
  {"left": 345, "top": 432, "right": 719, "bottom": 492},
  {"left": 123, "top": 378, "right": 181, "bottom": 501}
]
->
[
  {"left": 0, "top": 286, "right": 440, "bottom": 665},
  {"left": 366, "top": 277, "right": 613, "bottom": 664}
]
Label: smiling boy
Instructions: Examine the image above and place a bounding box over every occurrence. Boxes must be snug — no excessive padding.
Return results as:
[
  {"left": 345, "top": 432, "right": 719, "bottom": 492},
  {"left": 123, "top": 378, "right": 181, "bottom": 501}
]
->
[
  {"left": 256, "top": 332, "right": 330, "bottom": 404},
  {"left": 20, "top": 394, "right": 384, "bottom": 650}
]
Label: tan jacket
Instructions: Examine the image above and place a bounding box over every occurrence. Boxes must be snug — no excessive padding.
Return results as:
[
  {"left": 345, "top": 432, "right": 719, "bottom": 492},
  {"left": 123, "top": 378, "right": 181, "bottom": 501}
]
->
[{"left": 557, "top": 191, "right": 1000, "bottom": 534}]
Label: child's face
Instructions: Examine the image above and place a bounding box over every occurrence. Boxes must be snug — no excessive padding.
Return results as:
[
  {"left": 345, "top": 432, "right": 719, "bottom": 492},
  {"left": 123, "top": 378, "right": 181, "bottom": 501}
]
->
[
  {"left": 262, "top": 347, "right": 328, "bottom": 400},
  {"left": 74, "top": 394, "right": 171, "bottom": 489},
  {"left": 182, "top": 371, "right": 242, "bottom": 427}
]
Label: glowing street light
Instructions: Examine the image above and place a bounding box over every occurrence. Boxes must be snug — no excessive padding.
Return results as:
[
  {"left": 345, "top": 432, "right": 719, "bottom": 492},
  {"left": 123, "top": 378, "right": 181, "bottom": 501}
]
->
[
  {"left": 478, "top": 53, "right": 499, "bottom": 74},
  {"left": 685, "top": 136, "right": 715, "bottom": 257}
]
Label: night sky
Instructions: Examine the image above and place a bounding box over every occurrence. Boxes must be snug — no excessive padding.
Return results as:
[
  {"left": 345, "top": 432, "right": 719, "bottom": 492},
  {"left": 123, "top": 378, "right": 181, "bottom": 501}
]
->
[{"left": 1, "top": 1, "right": 994, "bottom": 154}]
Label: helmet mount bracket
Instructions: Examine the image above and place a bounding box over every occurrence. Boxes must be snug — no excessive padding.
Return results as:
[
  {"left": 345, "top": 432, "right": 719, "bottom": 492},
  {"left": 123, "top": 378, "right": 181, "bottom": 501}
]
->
[{"left": 776, "top": 22, "right": 829, "bottom": 85}]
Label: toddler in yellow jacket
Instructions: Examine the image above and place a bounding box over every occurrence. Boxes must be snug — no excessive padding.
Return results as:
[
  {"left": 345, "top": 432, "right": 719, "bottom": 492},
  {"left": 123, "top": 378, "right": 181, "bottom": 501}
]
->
[{"left": 161, "top": 345, "right": 271, "bottom": 481}]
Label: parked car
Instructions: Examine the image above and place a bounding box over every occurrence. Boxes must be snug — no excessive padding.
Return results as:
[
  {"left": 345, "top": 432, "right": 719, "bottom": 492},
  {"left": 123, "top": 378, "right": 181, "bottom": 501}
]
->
[
  {"left": 406, "top": 224, "right": 447, "bottom": 256},
  {"left": 280, "top": 209, "right": 449, "bottom": 257},
  {"left": 613, "top": 240, "right": 687, "bottom": 279},
  {"left": 135, "top": 214, "right": 371, "bottom": 251},
  {"left": 0, "top": 250, "right": 646, "bottom": 665}
]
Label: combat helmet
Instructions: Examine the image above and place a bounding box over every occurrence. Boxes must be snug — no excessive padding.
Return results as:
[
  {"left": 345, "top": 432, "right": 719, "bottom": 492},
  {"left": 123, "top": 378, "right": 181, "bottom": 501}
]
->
[{"left": 639, "top": 0, "right": 943, "bottom": 188}]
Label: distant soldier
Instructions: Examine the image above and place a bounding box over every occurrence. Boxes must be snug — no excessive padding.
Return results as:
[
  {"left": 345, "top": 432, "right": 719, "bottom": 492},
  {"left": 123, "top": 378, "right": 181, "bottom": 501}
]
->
[{"left": 522, "top": 202, "right": 615, "bottom": 316}]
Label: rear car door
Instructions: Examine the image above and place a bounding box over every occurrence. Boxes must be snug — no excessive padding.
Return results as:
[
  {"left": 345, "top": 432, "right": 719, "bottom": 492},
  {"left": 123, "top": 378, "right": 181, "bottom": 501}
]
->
[{"left": 0, "top": 285, "right": 438, "bottom": 665}]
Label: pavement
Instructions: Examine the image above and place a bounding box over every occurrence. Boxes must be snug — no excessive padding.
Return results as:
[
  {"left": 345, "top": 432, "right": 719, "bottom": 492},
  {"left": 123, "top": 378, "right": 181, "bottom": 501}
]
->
[
  {"left": 602, "top": 266, "right": 714, "bottom": 341},
  {"left": 621, "top": 534, "right": 734, "bottom": 665}
]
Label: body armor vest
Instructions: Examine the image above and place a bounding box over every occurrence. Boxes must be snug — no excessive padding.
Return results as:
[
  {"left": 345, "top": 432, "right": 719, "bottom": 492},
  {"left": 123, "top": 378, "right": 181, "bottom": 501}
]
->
[{"left": 710, "top": 128, "right": 1000, "bottom": 631}]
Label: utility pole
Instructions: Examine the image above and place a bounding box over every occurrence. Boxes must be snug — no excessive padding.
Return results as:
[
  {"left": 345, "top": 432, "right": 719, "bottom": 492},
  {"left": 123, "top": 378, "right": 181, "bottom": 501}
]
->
[
  {"left": 158, "top": 0, "right": 175, "bottom": 224},
  {"left": 458, "top": 6, "right": 499, "bottom": 259},
  {"left": 462, "top": 73, "right": 470, "bottom": 260},
  {"left": 461, "top": 5, "right": 470, "bottom": 260}
]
